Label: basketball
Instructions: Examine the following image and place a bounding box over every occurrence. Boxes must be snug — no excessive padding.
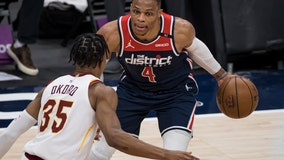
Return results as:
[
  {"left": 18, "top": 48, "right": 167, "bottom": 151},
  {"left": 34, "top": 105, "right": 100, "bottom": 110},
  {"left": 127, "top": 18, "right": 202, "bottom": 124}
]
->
[{"left": 216, "top": 75, "right": 259, "bottom": 119}]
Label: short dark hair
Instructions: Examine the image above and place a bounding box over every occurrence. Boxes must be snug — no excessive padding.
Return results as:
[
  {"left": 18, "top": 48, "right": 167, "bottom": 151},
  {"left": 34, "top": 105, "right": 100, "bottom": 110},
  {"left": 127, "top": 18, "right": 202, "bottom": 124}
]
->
[
  {"left": 69, "top": 33, "right": 109, "bottom": 68},
  {"left": 132, "top": 0, "right": 161, "bottom": 8}
]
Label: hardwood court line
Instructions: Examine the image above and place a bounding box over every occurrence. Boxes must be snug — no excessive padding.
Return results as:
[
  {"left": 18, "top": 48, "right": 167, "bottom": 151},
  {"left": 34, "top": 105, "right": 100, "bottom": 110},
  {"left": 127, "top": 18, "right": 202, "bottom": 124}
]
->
[
  {"left": 1, "top": 109, "right": 283, "bottom": 160},
  {"left": 112, "top": 109, "right": 284, "bottom": 160}
]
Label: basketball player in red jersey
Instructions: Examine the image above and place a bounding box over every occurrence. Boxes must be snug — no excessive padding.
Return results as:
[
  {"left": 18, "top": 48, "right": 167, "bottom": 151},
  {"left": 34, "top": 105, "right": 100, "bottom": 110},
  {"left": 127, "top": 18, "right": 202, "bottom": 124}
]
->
[
  {"left": 88, "top": 0, "right": 231, "bottom": 159},
  {"left": 0, "top": 33, "right": 199, "bottom": 160},
  {"left": 90, "top": 0, "right": 231, "bottom": 160}
]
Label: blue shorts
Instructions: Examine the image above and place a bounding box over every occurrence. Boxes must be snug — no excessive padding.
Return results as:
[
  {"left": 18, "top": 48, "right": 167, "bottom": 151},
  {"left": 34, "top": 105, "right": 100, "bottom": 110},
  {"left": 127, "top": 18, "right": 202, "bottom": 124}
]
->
[{"left": 116, "top": 82, "right": 197, "bottom": 136}]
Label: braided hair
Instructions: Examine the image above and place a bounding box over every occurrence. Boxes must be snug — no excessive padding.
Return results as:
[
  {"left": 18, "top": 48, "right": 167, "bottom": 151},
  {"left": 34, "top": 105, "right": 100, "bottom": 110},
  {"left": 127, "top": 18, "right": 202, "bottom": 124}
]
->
[{"left": 69, "top": 33, "right": 109, "bottom": 68}]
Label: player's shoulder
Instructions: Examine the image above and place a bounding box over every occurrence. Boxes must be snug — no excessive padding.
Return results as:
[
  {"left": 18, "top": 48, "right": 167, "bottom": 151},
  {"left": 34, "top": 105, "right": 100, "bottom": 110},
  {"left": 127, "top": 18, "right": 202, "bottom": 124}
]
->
[
  {"left": 88, "top": 83, "right": 117, "bottom": 111},
  {"left": 173, "top": 17, "right": 195, "bottom": 50},
  {"left": 90, "top": 83, "right": 116, "bottom": 97},
  {"left": 97, "top": 20, "right": 118, "bottom": 35},
  {"left": 97, "top": 20, "right": 120, "bottom": 52},
  {"left": 174, "top": 17, "right": 194, "bottom": 33}
]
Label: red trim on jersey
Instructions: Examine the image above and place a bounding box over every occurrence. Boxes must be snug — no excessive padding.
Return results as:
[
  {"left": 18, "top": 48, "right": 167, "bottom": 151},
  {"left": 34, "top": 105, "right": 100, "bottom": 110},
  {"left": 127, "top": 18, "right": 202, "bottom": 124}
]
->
[
  {"left": 89, "top": 79, "right": 102, "bottom": 87},
  {"left": 70, "top": 73, "right": 95, "bottom": 77},
  {"left": 188, "top": 115, "right": 195, "bottom": 130},
  {"left": 188, "top": 104, "right": 197, "bottom": 130},
  {"left": 25, "top": 152, "right": 44, "bottom": 160},
  {"left": 119, "top": 12, "right": 176, "bottom": 53},
  {"left": 46, "top": 80, "right": 54, "bottom": 86}
]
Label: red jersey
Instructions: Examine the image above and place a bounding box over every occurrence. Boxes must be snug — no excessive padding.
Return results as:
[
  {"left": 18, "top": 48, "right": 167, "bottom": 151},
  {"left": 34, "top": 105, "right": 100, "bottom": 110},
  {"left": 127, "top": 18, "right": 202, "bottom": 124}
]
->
[{"left": 117, "top": 12, "right": 197, "bottom": 92}]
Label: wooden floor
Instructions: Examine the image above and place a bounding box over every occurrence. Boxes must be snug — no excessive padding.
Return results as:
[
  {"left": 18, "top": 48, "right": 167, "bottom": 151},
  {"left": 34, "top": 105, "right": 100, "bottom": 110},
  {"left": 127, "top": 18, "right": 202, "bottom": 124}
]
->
[{"left": 1, "top": 109, "right": 284, "bottom": 160}]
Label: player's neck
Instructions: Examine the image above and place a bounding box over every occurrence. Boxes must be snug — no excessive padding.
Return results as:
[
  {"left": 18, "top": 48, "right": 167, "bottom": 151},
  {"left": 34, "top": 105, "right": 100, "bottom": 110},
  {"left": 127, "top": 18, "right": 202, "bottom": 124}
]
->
[{"left": 74, "top": 66, "right": 102, "bottom": 78}]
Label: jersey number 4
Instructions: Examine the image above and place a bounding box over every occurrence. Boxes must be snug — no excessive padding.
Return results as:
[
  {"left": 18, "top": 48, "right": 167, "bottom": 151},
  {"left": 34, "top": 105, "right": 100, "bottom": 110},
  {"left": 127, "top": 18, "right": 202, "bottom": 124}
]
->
[
  {"left": 40, "top": 99, "right": 73, "bottom": 133},
  {"left": 142, "top": 66, "right": 157, "bottom": 82}
]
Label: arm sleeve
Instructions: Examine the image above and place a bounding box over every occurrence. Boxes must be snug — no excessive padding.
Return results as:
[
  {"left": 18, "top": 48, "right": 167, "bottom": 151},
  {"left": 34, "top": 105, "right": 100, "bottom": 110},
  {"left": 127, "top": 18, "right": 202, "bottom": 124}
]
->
[
  {"left": 0, "top": 110, "right": 37, "bottom": 159},
  {"left": 186, "top": 37, "right": 222, "bottom": 75}
]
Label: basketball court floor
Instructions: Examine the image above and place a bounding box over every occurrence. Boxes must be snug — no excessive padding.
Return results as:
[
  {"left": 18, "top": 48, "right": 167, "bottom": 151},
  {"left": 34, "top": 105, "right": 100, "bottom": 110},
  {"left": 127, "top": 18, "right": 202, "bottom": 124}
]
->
[{"left": 0, "top": 37, "right": 284, "bottom": 160}]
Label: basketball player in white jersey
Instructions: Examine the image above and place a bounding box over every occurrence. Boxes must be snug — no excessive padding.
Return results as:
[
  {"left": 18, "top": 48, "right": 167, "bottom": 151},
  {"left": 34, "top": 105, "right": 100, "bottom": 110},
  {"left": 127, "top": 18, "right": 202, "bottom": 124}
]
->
[{"left": 0, "top": 33, "right": 199, "bottom": 160}]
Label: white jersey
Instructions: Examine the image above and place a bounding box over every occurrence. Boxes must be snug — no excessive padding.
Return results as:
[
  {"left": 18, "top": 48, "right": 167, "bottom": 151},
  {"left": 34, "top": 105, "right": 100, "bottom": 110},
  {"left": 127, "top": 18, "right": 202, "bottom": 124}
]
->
[{"left": 24, "top": 74, "right": 101, "bottom": 160}]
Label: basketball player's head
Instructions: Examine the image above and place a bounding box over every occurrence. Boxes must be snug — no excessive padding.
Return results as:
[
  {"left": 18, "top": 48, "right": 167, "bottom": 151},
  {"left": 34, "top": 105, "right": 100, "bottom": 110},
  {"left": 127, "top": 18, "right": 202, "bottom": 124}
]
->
[
  {"left": 130, "top": 0, "right": 163, "bottom": 38},
  {"left": 69, "top": 33, "right": 109, "bottom": 69}
]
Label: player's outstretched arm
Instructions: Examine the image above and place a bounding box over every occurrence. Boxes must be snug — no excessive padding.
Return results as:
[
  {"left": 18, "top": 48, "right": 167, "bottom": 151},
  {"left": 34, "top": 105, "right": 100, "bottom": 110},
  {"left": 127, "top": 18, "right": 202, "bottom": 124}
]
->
[
  {"left": 93, "top": 84, "right": 199, "bottom": 160},
  {"left": 0, "top": 89, "right": 43, "bottom": 158}
]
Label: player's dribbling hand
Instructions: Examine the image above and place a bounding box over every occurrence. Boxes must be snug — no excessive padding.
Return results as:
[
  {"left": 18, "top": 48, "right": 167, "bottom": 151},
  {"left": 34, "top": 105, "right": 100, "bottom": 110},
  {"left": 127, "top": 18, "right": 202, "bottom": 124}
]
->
[
  {"left": 217, "top": 73, "right": 235, "bottom": 87},
  {"left": 165, "top": 150, "right": 200, "bottom": 160}
]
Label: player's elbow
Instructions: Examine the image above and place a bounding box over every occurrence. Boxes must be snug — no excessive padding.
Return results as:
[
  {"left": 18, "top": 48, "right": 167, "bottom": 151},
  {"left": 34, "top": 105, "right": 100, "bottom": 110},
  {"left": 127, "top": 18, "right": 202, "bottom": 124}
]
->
[
  {"left": 103, "top": 130, "right": 124, "bottom": 148},
  {"left": 105, "top": 138, "right": 116, "bottom": 148}
]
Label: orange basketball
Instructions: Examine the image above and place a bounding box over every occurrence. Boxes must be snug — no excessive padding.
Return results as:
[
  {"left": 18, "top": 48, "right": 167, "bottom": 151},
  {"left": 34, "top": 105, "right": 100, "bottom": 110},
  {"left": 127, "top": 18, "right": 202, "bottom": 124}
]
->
[{"left": 216, "top": 75, "right": 259, "bottom": 119}]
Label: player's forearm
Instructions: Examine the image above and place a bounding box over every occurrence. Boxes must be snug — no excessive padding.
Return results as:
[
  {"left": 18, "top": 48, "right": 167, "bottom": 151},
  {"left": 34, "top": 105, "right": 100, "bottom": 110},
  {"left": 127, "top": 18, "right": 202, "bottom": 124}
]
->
[
  {"left": 0, "top": 110, "right": 37, "bottom": 158},
  {"left": 186, "top": 37, "right": 225, "bottom": 76},
  {"left": 106, "top": 130, "right": 168, "bottom": 159},
  {"left": 0, "top": 131, "right": 18, "bottom": 158}
]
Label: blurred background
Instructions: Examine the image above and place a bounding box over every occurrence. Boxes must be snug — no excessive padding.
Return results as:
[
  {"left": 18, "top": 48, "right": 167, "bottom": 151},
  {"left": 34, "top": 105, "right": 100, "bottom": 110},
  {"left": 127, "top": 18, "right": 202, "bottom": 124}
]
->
[
  {"left": 2, "top": 0, "right": 283, "bottom": 74},
  {"left": 1, "top": 0, "right": 284, "bottom": 127}
]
